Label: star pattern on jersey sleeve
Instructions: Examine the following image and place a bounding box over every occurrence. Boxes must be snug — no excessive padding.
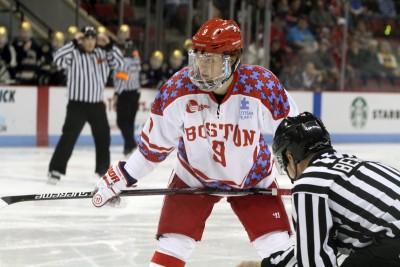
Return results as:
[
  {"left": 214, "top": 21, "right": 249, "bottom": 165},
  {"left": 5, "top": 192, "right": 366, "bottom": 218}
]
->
[
  {"left": 232, "top": 64, "right": 290, "bottom": 120},
  {"left": 244, "top": 135, "right": 272, "bottom": 187},
  {"left": 151, "top": 67, "right": 203, "bottom": 116}
]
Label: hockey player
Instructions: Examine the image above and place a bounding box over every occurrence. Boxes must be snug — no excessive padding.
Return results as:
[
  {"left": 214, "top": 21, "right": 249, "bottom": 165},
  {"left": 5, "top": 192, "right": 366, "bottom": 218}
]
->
[
  {"left": 239, "top": 112, "right": 400, "bottom": 267},
  {"left": 92, "top": 18, "right": 299, "bottom": 267}
]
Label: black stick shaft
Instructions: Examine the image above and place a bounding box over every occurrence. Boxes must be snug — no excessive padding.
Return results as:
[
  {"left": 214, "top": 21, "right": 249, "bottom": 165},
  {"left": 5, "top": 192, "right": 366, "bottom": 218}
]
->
[{"left": 1, "top": 188, "right": 291, "bottom": 206}]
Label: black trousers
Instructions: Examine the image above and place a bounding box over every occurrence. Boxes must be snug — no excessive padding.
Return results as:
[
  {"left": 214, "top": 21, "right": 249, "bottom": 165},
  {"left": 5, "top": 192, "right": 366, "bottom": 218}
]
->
[
  {"left": 341, "top": 238, "right": 400, "bottom": 267},
  {"left": 116, "top": 90, "right": 140, "bottom": 152},
  {"left": 49, "top": 101, "right": 110, "bottom": 175}
]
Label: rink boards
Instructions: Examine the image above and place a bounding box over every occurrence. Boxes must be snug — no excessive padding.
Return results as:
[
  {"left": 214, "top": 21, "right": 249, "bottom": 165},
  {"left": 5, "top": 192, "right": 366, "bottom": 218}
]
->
[{"left": 1, "top": 86, "right": 400, "bottom": 146}]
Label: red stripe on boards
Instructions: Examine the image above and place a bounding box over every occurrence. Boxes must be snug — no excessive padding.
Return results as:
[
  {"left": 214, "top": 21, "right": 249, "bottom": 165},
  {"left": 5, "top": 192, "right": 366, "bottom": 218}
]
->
[{"left": 37, "top": 86, "right": 49, "bottom": 146}]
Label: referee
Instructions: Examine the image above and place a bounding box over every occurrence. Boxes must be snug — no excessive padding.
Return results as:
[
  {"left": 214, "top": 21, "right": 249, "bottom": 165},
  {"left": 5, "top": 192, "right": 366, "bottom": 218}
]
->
[
  {"left": 269, "top": 112, "right": 400, "bottom": 267},
  {"left": 113, "top": 40, "right": 141, "bottom": 156},
  {"left": 48, "top": 26, "right": 124, "bottom": 184}
]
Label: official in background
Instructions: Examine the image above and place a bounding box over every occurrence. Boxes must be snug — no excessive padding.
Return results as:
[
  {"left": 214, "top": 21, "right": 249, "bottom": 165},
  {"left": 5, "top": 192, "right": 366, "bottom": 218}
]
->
[
  {"left": 113, "top": 40, "right": 141, "bottom": 156},
  {"left": 48, "top": 26, "right": 124, "bottom": 184},
  {"left": 238, "top": 112, "right": 400, "bottom": 267}
]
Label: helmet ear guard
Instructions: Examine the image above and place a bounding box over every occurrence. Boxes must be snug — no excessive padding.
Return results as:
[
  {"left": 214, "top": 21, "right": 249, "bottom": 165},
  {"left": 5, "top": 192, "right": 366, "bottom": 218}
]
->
[{"left": 272, "top": 112, "right": 332, "bottom": 175}]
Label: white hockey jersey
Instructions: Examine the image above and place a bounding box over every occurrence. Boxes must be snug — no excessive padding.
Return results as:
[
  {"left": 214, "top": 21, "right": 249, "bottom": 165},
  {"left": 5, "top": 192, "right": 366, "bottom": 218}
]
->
[{"left": 125, "top": 64, "right": 298, "bottom": 189}]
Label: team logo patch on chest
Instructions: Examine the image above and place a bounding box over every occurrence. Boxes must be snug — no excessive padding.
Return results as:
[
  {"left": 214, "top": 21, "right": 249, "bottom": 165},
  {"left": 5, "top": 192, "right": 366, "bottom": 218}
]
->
[
  {"left": 186, "top": 99, "right": 210, "bottom": 113},
  {"left": 239, "top": 97, "right": 253, "bottom": 120}
]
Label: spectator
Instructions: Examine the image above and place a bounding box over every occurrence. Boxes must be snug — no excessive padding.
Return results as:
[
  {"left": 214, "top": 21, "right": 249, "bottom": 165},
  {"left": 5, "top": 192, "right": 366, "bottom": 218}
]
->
[
  {"left": 377, "top": 0, "right": 397, "bottom": 18},
  {"left": 350, "top": 0, "right": 366, "bottom": 18},
  {"left": 97, "top": 26, "right": 107, "bottom": 36},
  {"left": 395, "top": 45, "right": 400, "bottom": 77},
  {"left": 140, "top": 50, "right": 166, "bottom": 89},
  {"left": 47, "top": 26, "right": 124, "bottom": 184},
  {"left": 116, "top": 24, "right": 130, "bottom": 46},
  {"left": 360, "top": 39, "right": 384, "bottom": 88},
  {"left": 37, "top": 31, "right": 66, "bottom": 85},
  {"left": 301, "top": 62, "right": 324, "bottom": 91},
  {"left": 113, "top": 40, "right": 142, "bottom": 156},
  {"left": 286, "top": 15, "right": 318, "bottom": 54},
  {"left": 309, "top": 38, "right": 339, "bottom": 90},
  {"left": 352, "top": 19, "right": 374, "bottom": 50},
  {"left": 280, "top": 60, "right": 303, "bottom": 90},
  {"left": 211, "top": 0, "right": 230, "bottom": 19},
  {"left": 330, "top": 21, "right": 351, "bottom": 67},
  {"left": 376, "top": 40, "right": 398, "bottom": 86},
  {"left": 270, "top": 16, "right": 291, "bottom": 53},
  {"left": 182, "top": 38, "right": 191, "bottom": 66},
  {"left": 327, "top": 0, "right": 342, "bottom": 18},
  {"left": 246, "top": 36, "right": 264, "bottom": 65},
  {"left": 12, "top": 21, "right": 41, "bottom": 85},
  {"left": 164, "top": 49, "right": 185, "bottom": 80},
  {"left": 346, "top": 39, "right": 369, "bottom": 88},
  {"left": 0, "top": 26, "right": 16, "bottom": 84},
  {"left": 285, "top": 0, "right": 305, "bottom": 28},
  {"left": 269, "top": 37, "right": 286, "bottom": 77},
  {"left": 308, "top": 0, "right": 336, "bottom": 34},
  {"left": 165, "top": 0, "right": 188, "bottom": 32},
  {"left": 274, "top": 0, "right": 290, "bottom": 17}
]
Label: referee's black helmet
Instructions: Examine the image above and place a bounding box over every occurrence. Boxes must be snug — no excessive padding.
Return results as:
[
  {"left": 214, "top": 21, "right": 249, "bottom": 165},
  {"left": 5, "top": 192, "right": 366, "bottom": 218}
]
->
[
  {"left": 81, "top": 26, "right": 97, "bottom": 38},
  {"left": 272, "top": 112, "right": 332, "bottom": 170}
]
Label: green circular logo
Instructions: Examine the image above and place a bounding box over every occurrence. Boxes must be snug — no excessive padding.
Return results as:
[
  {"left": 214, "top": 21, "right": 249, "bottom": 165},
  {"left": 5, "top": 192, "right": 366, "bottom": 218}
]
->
[{"left": 350, "top": 97, "right": 368, "bottom": 128}]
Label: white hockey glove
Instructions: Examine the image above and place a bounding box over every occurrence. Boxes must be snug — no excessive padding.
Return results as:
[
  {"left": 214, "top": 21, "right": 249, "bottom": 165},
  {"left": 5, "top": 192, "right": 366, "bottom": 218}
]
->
[{"left": 92, "top": 161, "right": 137, "bottom": 208}]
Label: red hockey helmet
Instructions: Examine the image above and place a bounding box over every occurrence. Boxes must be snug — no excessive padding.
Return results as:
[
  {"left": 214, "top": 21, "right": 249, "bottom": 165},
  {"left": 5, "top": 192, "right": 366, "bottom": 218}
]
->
[{"left": 191, "top": 18, "right": 242, "bottom": 55}]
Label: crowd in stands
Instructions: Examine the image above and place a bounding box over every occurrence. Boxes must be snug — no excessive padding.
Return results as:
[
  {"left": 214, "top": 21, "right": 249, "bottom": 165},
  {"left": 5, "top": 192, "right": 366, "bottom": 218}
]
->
[
  {"left": 247, "top": 0, "right": 400, "bottom": 91},
  {"left": 0, "top": 21, "right": 188, "bottom": 90},
  {"left": 1, "top": 0, "right": 400, "bottom": 91}
]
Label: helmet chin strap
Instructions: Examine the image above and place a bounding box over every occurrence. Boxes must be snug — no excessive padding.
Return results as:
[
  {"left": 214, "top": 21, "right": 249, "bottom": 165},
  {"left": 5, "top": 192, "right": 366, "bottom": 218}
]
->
[{"left": 285, "top": 161, "right": 299, "bottom": 184}]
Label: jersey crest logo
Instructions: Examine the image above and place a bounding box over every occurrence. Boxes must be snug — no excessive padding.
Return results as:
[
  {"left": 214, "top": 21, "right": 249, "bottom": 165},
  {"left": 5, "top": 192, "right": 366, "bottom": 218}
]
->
[
  {"left": 186, "top": 99, "right": 210, "bottom": 113},
  {"left": 240, "top": 97, "right": 253, "bottom": 120}
]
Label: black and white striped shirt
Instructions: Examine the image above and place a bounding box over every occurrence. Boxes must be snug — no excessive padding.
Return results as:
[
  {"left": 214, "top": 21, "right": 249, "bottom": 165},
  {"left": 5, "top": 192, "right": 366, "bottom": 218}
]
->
[
  {"left": 292, "top": 148, "right": 400, "bottom": 266},
  {"left": 114, "top": 56, "right": 141, "bottom": 95},
  {"left": 53, "top": 41, "right": 124, "bottom": 103}
]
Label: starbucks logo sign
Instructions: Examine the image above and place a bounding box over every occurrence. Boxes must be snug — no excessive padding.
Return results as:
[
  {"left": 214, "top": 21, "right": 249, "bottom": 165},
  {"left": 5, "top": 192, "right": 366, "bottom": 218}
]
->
[{"left": 350, "top": 97, "right": 368, "bottom": 128}]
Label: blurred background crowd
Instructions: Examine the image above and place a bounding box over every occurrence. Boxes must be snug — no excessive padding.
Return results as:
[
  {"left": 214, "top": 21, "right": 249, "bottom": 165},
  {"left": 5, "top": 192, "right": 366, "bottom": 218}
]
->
[{"left": 0, "top": 0, "right": 399, "bottom": 91}]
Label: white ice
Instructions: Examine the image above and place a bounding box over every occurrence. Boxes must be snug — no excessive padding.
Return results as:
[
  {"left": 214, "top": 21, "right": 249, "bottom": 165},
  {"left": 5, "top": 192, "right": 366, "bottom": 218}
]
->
[{"left": 1, "top": 143, "right": 400, "bottom": 267}]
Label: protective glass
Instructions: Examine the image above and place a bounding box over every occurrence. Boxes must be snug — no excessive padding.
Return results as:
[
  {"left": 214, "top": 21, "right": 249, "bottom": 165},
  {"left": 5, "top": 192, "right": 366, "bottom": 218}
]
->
[
  {"left": 188, "top": 50, "right": 231, "bottom": 92},
  {"left": 274, "top": 154, "right": 288, "bottom": 175}
]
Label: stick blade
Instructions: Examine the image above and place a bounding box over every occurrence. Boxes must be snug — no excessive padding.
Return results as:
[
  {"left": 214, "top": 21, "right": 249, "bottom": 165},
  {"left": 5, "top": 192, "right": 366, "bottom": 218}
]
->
[{"left": 0, "top": 197, "right": 9, "bottom": 209}]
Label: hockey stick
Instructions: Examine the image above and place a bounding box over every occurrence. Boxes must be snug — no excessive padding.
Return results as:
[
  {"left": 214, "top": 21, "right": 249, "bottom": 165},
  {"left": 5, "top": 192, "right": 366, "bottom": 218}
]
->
[{"left": 0, "top": 187, "right": 291, "bottom": 207}]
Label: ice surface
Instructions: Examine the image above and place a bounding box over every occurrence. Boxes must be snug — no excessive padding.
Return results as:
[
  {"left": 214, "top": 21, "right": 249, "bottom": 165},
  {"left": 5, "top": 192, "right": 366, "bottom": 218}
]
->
[{"left": 1, "top": 144, "right": 399, "bottom": 267}]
